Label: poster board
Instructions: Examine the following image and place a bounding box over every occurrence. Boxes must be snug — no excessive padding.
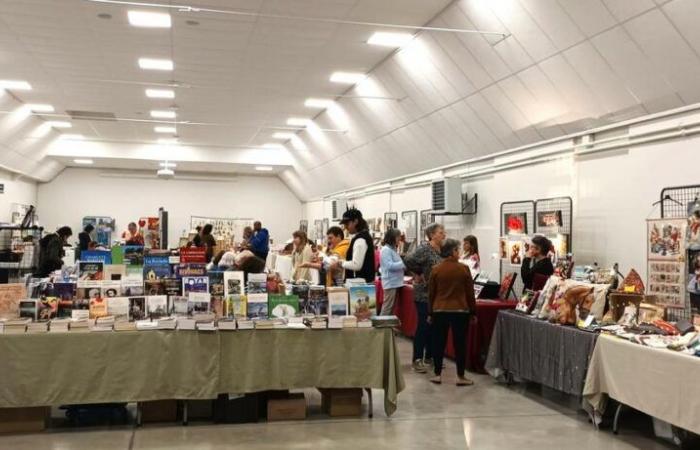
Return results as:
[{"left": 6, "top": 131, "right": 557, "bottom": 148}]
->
[
  {"left": 647, "top": 218, "right": 687, "bottom": 308},
  {"left": 190, "top": 216, "right": 253, "bottom": 247}
]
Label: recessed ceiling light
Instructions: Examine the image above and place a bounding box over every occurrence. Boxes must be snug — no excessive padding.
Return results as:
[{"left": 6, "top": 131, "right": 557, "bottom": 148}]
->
[
  {"left": 60, "top": 134, "right": 85, "bottom": 140},
  {"left": 287, "top": 118, "right": 310, "bottom": 127},
  {"left": 158, "top": 138, "right": 178, "bottom": 144},
  {"left": 154, "top": 126, "right": 177, "bottom": 133},
  {"left": 128, "top": 10, "right": 172, "bottom": 28},
  {"left": 305, "top": 98, "right": 334, "bottom": 108},
  {"left": 46, "top": 121, "right": 72, "bottom": 128},
  {"left": 262, "top": 143, "right": 284, "bottom": 149},
  {"left": 367, "top": 31, "right": 414, "bottom": 47},
  {"left": 0, "top": 80, "right": 31, "bottom": 90},
  {"left": 255, "top": 166, "right": 274, "bottom": 172},
  {"left": 272, "top": 132, "right": 295, "bottom": 140},
  {"left": 330, "top": 72, "right": 365, "bottom": 84},
  {"left": 146, "top": 88, "right": 175, "bottom": 99},
  {"left": 160, "top": 161, "right": 177, "bottom": 168},
  {"left": 27, "top": 104, "right": 54, "bottom": 113},
  {"left": 138, "top": 58, "right": 174, "bottom": 71},
  {"left": 74, "top": 159, "right": 93, "bottom": 165},
  {"left": 151, "top": 110, "right": 176, "bottom": 119}
]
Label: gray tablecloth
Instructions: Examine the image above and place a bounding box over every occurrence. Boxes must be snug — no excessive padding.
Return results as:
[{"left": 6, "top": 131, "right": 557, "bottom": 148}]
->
[{"left": 485, "top": 310, "right": 599, "bottom": 396}]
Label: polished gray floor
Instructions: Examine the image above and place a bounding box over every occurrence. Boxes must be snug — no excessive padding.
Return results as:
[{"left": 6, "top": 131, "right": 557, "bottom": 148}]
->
[{"left": 0, "top": 337, "right": 675, "bottom": 449}]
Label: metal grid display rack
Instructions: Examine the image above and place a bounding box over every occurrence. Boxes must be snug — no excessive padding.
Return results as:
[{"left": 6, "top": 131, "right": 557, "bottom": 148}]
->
[
  {"left": 0, "top": 225, "right": 43, "bottom": 283},
  {"left": 500, "top": 200, "right": 536, "bottom": 299},
  {"left": 534, "top": 196, "right": 573, "bottom": 257}
]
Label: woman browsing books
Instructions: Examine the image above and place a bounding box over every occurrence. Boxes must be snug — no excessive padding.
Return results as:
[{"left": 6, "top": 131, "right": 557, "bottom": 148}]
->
[
  {"left": 291, "top": 230, "right": 314, "bottom": 282},
  {"left": 459, "top": 235, "right": 480, "bottom": 279},
  {"left": 379, "top": 228, "right": 405, "bottom": 315}
]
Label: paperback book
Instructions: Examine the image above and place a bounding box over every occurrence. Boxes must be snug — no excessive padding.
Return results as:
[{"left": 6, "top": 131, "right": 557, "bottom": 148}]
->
[
  {"left": 187, "top": 292, "right": 211, "bottom": 315},
  {"left": 76, "top": 281, "right": 102, "bottom": 300},
  {"left": 180, "top": 247, "right": 207, "bottom": 263},
  {"left": 308, "top": 285, "right": 328, "bottom": 316},
  {"left": 79, "top": 262, "right": 104, "bottom": 281},
  {"left": 169, "top": 295, "right": 189, "bottom": 317},
  {"left": 106, "top": 297, "right": 129, "bottom": 321},
  {"left": 144, "top": 280, "right": 165, "bottom": 295},
  {"left": 268, "top": 294, "right": 300, "bottom": 319},
  {"left": 88, "top": 297, "right": 108, "bottom": 319},
  {"left": 328, "top": 287, "right": 350, "bottom": 318},
  {"left": 143, "top": 255, "right": 171, "bottom": 280},
  {"left": 224, "top": 295, "right": 247, "bottom": 318},
  {"left": 183, "top": 276, "right": 209, "bottom": 296},
  {"left": 128, "top": 297, "right": 147, "bottom": 321},
  {"left": 209, "top": 271, "right": 225, "bottom": 317},
  {"left": 176, "top": 263, "right": 207, "bottom": 277},
  {"left": 224, "top": 271, "right": 245, "bottom": 296},
  {"left": 52, "top": 282, "right": 76, "bottom": 300},
  {"left": 121, "top": 279, "right": 145, "bottom": 296},
  {"left": 247, "top": 273, "right": 268, "bottom": 294},
  {"left": 80, "top": 250, "right": 112, "bottom": 264},
  {"left": 37, "top": 297, "right": 58, "bottom": 321},
  {"left": 100, "top": 282, "right": 121, "bottom": 298},
  {"left": 123, "top": 245, "right": 145, "bottom": 267},
  {"left": 19, "top": 299, "right": 38, "bottom": 321},
  {"left": 103, "top": 264, "right": 126, "bottom": 281},
  {"left": 146, "top": 295, "right": 169, "bottom": 320},
  {"left": 247, "top": 293, "right": 268, "bottom": 319},
  {"left": 163, "top": 277, "right": 182, "bottom": 296},
  {"left": 349, "top": 284, "right": 377, "bottom": 320}
]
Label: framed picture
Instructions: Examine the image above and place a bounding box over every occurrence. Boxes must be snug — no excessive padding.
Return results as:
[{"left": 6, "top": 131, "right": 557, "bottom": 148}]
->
[
  {"left": 688, "top": 201, "right": 700, "bottom": 250},
  {"left": 401, "top": 211, "right": 418, "bottom": 243},
  {"left": 537, "top": 210, "right": 562, "bottom": 229},
  {"left": 504, "top": 213, "right": 527, "bottom": 235},
  {"left": 507, "top": 240, "right": 522, "bottom": 265},
  {"left": 384, "top": 212, "right": 398, "bottom": 231},
  {"left": 647, "top": 219, "right": 687, "bottom": 261},
  {"left": 299, "top": 220, "right": 308, "bottom": 233},
  {"left": 499, "top": 237, "right": 508, "bottom": 259}
]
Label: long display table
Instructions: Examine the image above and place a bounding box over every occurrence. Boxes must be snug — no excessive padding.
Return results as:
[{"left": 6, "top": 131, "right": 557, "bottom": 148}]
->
[
  {"left": 485, "top": 309, "right": 599, "bottom": 396},
  {"left": 0, "top": 328, "right": 404, "bottom": 417},
  {"left": 583, "top": 334, "right": 700, "bottom": 435}
]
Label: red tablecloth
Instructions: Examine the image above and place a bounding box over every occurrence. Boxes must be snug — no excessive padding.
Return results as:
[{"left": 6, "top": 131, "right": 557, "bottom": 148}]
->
[{"left": 376, "top": 281, "right": 516, "bottom": 373}]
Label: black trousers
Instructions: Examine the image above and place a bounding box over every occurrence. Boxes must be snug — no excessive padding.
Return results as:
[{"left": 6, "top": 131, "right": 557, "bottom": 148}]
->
[{"left": 432, "top": 312, "right": 470, "bottom": 377}]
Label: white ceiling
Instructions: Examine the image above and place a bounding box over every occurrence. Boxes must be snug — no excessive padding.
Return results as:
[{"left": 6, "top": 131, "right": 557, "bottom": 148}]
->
[{"left": 2, "top": 0, "right": 700, "bottom": 199}]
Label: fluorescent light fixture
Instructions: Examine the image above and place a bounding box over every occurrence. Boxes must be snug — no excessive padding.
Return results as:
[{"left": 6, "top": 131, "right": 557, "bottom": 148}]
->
[
  {"left": 128, "top": 10, "right": 172, "bottom": 28},
  {"left": 367, "top": 31, "right": 414, "bottom": 47},
  {"left": 60, "top": 134, "right": 85, "bottom": 140},
  {"left": 138, "top": 58, "right": 174, "bottom": 71},
  {"left": 146, "top": 88, "right": 175, "bottom": 99},
  {"left": 46, "top": 121, "right": 72, "bottom": 128},
  {"left": 159, "top": 162, "right": 177, "bottom": 168},
  {"left": 154, "top": 126, "right": 177, "bottom": 133},
  {"left": 287, "top": 118, "right": 310, "bottom": 127},
  {"left": 157, "top": 138, "right": 178, "bottom": 144},
  {"left": 255, "top": 166, "right": 273, "bottom": 172},
  {"left": 272, "top": 132, "right": 295, "bottom": 140},
  {"left": 74, "top": 159, "right": 93, "bottom": 165},
  {"left": 0, "top": 80, "right": 31, "bottom": 90},
  {"left": 27, "top": 104, "right": 54, "bottom": 113},
  {"left": 305, "top": 98, "right": 334, "bottom": 108},
  {"left": 262, "top": 143, "right": 284, "bottom": 149},
  {"left": 330, "top": 72, "right": 365, "bottom": 84},
  {"left": 151, "top": 110, "right": 176, "bottom": 119}
]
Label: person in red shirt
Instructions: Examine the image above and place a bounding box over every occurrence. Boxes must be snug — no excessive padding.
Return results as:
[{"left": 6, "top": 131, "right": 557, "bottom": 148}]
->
[{"left": 122, "top": 222, "right": 144, "bottom": 246}]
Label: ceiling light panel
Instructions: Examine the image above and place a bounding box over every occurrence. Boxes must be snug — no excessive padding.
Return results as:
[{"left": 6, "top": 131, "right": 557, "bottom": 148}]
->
[
  {"left": 27, "top": 104, "right": 54, "bottom": 112},
  {"left": 154, "top": 126, "right": 177, "bottom": 133},
  {"left": 287, "top": 118, "right": 310, "bottom": 127},
  {"left": 157, "top": 138, "right": 178, "bottom": 144},
  {"left": 255, "top": 166, "right": 273, "bottom": 171},
  {"left": 138, "top": 58, "right": 174, "bottom": 71},
  {"left": 128, "top": 10, "right": 172, "bottom": 28},
  {"left": 367, "top": 31, "right": 414, "bottom": 47},
  {"left": 272, "top": 132, "right": 295, "bottom": 140},
  {"left": 47, "top": 121, "right": 72, "bottom": 128},
  {"left": 74, "top": 159, "right": 93, "bottom": 165},
  {"left": 146, "top": 88, "right": 175, "bottom": 99},
  {"left": 330, "top": 72, "right": 365, "bottom": 84},
  {"left": 305, "top": 98, "right": 334, "bottom": 108},
  {"left": 0, "top": 80, "right": 31, "bottom": 90},
  {"left": 151, "top": 110, "right": 176, "bottom": 119}
]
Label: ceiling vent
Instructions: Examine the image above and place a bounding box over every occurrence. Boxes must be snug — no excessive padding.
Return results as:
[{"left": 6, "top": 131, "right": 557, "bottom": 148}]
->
[{"left": 66, "top": 110, "right": 117, "bottom": 121}]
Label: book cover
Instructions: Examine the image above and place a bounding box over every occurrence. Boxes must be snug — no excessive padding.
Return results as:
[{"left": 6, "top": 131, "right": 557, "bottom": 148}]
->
[
  {"left": 107, "top": 297, "right": 129, "bottom": 321},
  {"left": 146, "top": 295, "right": 168, "bottom": 320},
  {"left": 143, "top": 255, "right": 171, "bottom": 280},
  {"left": 224, "top": 271, "right": 245, "bottom": 296},
  {"left": 268, "top": 294, "right": 300, "bottom": 319},
  {"left": 80, "top": 250, "right": 112, "bottom": 264},
  {"left": 308, "top": 285, "right": 328, "bottom": 316},
  {"left": 183, "top": 276, "right": 209, "bottom": 296},
  {"left": 144, "top": 280, "right": 165, "bottom": 295},
  {"left": 176, "top": 264, "right": 207, "bottom": 278},
  {"left": 123, "top": 245, "right": 145, "bottom": 266},
  {"left": 100, "top": 281, "right": 121, "bottom": 298},
  {"left": 187, "top": 292, "right": 211, "bottom": 315},
  {"left": 209, "top": 271, "right": 225, "bottom": 300},
  {"left": 247, "top": 273, "right": 268, "bottom": 294},
  {"left": 128, "top": 297, "right": 147, "bottom": 321},
  {"left": 88, "top": 297, "right": 108, "bottom": 319},
  {"left": 103, "top": 264, "right": 126, "bottom": 281},
  {"left": 169, "top": 295, "right": 189, "bottom": 316},
  {"left": 180, "top": 247, "right": 207, "bottom": 263},
  {"left": 121, "top": 279, "right": 145, "bottom": 297},
  {"left": 224, "top": 295, "right": 247, "bottom": 318},
  {"left": 163, "top": 277, "right": 182, "bottom": 296},
  {"left": 0, "top": 284, "right": 26, "bottom": 319},
  {"left": 52, "top": 282, "right": 76, "bottom": 300},
  {"left": 349, "top": 285, "right": 377, "bottom": 320},
  {"left": 76, "top": 280, "right": 102, "bottom": 300},
  {"left": 37, "top": 297, "right": 58, "bottom": 321},
  {"left": 111, "top": 245, "right": 124, "bottom": 265},
  {"left": 247, "top": 293, "right": 268, "bottom": 319},
  {"left": 79, "top": 262, "right": 104, "bottom": 281},
  {"left": 328, "top": 287, "right": 349, "bottom": 318}
]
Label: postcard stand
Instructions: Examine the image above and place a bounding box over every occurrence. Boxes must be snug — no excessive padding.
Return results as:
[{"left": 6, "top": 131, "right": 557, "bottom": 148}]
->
[
  {"left": 500, "top": 200, "right": 535, "bottom": 297},
  {"left": 658, "top": 184, "right": 700, "bottom": 320}
]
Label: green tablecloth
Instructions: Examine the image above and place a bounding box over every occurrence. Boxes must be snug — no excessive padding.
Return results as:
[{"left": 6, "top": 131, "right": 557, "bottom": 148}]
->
[{"left": 0, "top": 328, "right": 404, "bottom": 416}]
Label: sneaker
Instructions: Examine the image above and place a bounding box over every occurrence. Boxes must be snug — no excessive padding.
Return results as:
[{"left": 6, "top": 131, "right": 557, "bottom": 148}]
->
[
  {"left": 429, "top": 375, "right": 442, "bottom": 384},
  {"left": 456, "top": 376, "right": 474, "bottom": 386},
  {"left": 412, "top": 359, "right": 427, "bottom": 373},
  {"left": 423, "top": 357, "right": 434, "bottom": 366}
]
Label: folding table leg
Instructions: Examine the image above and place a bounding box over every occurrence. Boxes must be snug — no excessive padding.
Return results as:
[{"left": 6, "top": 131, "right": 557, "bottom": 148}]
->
[
  {"left": 136, "top": 404, "right": 142, "bottom": 427},
  {"left": 365, "top": 388, "right": 373, "bottom": 419},
  {"left": 182, "top": 401, "right": 188, "bottom": 426},
  {"left": 613, "top": 403, "right": 623, "bottom": 435}
]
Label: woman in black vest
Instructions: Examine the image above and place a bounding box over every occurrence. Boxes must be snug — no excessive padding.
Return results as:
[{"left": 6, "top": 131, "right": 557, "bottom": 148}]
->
[{"left": 332, "top": 208, "right": 375, "bottom": 283}]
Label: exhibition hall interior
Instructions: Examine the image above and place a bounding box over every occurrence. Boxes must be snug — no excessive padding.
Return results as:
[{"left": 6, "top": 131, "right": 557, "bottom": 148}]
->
[{"left": 1, "top": 0, "right": 700, "bottom": 448}]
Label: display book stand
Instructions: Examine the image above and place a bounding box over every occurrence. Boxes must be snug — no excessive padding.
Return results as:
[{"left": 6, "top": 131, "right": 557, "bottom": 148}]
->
[
  {"left": 659, "top": 184, "right": 700, "bottom": 321},
  {"left": 499, "top": 197, "right": 573, "bottom": 300},
  {"left": 0, "top": 206, "right": 43, "bottom": 282}
]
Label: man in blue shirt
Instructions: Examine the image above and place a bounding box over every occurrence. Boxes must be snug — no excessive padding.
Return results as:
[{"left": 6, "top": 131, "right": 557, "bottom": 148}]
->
[{"left": 248, "top": 221, "right": 269, "bottom": 261}]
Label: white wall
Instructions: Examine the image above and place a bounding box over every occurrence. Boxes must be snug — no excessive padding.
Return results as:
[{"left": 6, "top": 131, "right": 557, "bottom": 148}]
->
[
  {"left": 303, "top": 134, "right": 700, "bottom": 282},
  {"left": 38, "top": 168, "right": 302, "bottom": 248},
  {"left": 0, "top": 169, "right": 38, "bottom": 223}
]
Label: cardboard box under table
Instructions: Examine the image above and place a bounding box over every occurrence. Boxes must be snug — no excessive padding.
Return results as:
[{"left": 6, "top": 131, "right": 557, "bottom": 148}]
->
[
  {"left": 267, "top": 392, "right": 306, "bottom": 421},
  {"left": 319, "top": 388, "right": 363, "bottom": 417},
  {"left": 0, "top": 407, "right": 49, "bottom": 434}
]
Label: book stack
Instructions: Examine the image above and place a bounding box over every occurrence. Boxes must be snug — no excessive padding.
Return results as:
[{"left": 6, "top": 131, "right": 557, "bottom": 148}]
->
[
  {"left": 114, "top": 321, "right": 137, "bottom": 331},
  {"left": 27, "top": 322, "right": 48, "bottom": 333},
  {"left": 272, "top": 318, "right": 288, "bottom": 329},
  {"left": 69, "top": 318, "right": 91, "bottom": 332},
  {"left": 176, "top": 317, "right": 196, "bottom": 330},
  {"left": 49, "top": 318, "right": 71, "bottom": 333},
  {"left": 156, "top": 317, "right": 177, "bottom": 330},
  {"left": 217, "top": 318, "right": 237, "bottom": 330},
  {"left": 92, "top": 316, "right": 115, "bottom": 332},
  {"left": 286, "top": 321, "right": 307, "bottom": 330},
  {"left": 0, "top": 319, "right": 4, "bottom": 334},
  {"left": 342, "top": 316, "right": 358, "bottom": 328},
  {"left": 196, "top": 320, "right": 217, "bottom": 331},
  {"left": 236, "top": 318, "right": 254, "bottom": 330},
  {"left": 4, "top": 318, "right": 30, "bottom": 334},
  {"left": 304, "top": 317, "right": 327, "bottom": 329},
  {"left": 357, "top": 320, "right": 372, "bottom": 328},
  {"left": 253, "top": 319, "right": 276, "bottom": 329},
  {"left": 328, "top": 317, "right": 343, "bottom": 329},
  {"left": 371, "top": 315, "right": 400, "bottom": 328},
  {"left": 136, "top": 319, "right": 159, "bottom": 331}
]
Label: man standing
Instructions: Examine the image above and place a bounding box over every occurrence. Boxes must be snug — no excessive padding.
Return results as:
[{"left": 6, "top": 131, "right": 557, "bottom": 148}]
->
[
  {"left": 248, "top": 221, "right": 270, "bottom": 261},
  {"left": 36, "top": 226, "right": 73, "bottom": 277}
]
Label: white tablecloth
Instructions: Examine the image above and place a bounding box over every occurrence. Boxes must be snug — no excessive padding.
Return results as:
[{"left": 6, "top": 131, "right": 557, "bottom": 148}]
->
[{"left": 583, "top": 334, "right": 700, "bottom": 434}]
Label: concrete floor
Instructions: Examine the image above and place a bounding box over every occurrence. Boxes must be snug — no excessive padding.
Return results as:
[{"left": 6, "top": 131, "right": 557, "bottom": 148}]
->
[{"left": 0, "top": 337, "right": 676, "bottom": 449}]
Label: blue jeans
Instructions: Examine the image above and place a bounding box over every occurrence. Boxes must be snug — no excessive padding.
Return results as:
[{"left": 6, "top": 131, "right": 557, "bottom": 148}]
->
[{"left": 413, "top": 301, "right": 432, "bottom": 361}]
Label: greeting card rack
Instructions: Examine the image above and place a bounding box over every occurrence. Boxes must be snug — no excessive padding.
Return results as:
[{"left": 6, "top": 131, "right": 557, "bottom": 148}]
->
[
  {"left": 659, "top": 184, "right": 700, "bottom": 320},
  {"left": 534, "top": 196, "right": 573, "bottom": 254},
  {"left": 500, "top": 200, "right": 536, "bottom": 298}
]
